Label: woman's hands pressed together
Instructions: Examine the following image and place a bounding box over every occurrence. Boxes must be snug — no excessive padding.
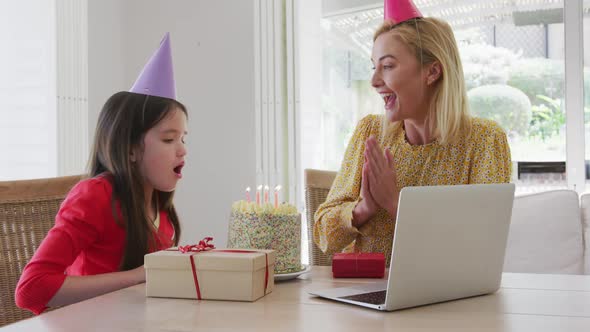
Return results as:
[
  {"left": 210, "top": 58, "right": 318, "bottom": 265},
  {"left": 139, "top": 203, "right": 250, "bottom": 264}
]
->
[
  {"left": 353, "top": 136, "right": 399, "bottom": 228},
  {"left": 352, "top": 156, "right": 379, "bottom": 227},
  {"left": 364, "top": 136, "right": 399, "bottom": 216}
]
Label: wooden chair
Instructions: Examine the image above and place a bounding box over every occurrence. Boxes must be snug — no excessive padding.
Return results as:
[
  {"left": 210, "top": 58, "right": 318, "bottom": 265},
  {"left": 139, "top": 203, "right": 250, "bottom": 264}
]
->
[
  {"left": 0, "top": 175, "right": 83, "bottom": 326},
  {"left": 304, "top": 169, "right": 337, "bottom": 266}
]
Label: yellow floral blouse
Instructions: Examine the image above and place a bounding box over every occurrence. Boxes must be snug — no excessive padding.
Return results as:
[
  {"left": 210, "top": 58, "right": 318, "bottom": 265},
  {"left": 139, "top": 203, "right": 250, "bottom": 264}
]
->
[{"left": 313, "top": 115, "right": 512, "bottom": 265}]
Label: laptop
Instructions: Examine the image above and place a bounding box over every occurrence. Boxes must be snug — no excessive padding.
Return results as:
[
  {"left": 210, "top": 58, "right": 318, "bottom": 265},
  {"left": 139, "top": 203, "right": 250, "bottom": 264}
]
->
[{"left": 309, "top": 183, "right": 515, "bottom": 311}]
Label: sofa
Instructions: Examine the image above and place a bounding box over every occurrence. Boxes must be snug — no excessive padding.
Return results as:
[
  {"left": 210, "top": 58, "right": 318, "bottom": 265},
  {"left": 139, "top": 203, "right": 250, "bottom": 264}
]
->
[{"left": 504, "top": 190, "right": 590, "bottom": 275}]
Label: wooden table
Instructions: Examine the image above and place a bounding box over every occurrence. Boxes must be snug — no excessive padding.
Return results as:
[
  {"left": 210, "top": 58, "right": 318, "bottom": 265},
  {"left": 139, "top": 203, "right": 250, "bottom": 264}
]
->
[{"left": 2, "top": 267, "right": 590, "bottom": 331}]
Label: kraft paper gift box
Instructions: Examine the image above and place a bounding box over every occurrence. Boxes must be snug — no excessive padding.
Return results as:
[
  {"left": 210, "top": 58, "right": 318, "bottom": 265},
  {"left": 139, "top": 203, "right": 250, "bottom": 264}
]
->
[
  {"left": 332, "top": 253, "right": 385, "bottom": 278},
  {"left": 145, "top": 248, "right": 276, "bottom": 301}
]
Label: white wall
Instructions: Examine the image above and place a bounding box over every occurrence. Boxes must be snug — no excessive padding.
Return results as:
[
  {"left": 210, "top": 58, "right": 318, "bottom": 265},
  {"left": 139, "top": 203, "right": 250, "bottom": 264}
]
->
[
  {"left": 88, "top": 0, "right": 126, "bottom": 137},
  {"left": 297, "top": 0, "right": 324, "bottom": 264},
  {"left": 0, "top": 0, "right": 57, "bottom": 180},
  {"left": 298, "top": 0, "right": 323, "bottom": 173},
  {"left": 88, "top": 0, "right": 256, "bottom": 245}
]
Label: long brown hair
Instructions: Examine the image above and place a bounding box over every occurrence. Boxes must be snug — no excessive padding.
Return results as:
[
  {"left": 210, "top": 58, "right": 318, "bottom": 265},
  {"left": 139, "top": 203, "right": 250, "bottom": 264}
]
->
[{"left": 88, "top": 91, "right": 185, "bottom": 270}]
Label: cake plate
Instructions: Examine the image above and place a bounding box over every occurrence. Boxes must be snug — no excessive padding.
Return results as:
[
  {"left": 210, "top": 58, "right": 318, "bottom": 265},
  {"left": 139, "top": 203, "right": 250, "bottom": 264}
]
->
[{"left": 274, "top": 264, "right": 311, "bottom": 281}]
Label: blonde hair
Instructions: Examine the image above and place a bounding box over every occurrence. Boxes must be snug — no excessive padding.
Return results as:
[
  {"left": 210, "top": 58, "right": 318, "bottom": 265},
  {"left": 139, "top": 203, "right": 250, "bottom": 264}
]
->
[{"left": 374, "top": 17, "right": 471, "bottom": 145}]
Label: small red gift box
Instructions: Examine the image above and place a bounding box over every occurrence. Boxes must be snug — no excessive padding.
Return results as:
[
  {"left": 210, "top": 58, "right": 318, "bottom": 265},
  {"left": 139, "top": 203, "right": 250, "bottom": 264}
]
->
[{"left": 332, "top": 252, "right": 385, "bottom": 278}]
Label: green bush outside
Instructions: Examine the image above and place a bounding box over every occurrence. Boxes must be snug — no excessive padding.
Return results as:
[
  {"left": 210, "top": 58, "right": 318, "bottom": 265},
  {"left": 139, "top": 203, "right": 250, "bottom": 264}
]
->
[
  {"left": 529, "top": 95, "right": 564, "bottom": 141},
  {"left": 461, "top": 44, "right": 517, "bottom": 90},
  {"left": 461, "top": 43, "right": 590, "bottom": 141},
  {"left": 467, "top": 84, "right": 532, "bottom": 137},
  {"left": 507, "top": 58, "right": 564, "bottom": 106}
]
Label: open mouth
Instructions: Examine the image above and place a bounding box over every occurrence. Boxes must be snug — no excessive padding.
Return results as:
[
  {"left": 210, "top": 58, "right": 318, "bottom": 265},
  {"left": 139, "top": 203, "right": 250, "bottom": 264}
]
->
[
  {"left": 380, "top": 92, "right": 397, "bottom": 109},
  {"left": 173, "top": 163, "right": 184, "bottom": 176}
]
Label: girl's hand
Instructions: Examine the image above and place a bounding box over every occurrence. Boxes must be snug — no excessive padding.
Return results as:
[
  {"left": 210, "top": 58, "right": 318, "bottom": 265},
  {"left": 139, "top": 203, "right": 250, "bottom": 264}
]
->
[
  {"left": 364, "top": 136, "right": 399, "bottom": 217},
  {"left": 129, "top": 265, "right": 146, "bottom": 284}
]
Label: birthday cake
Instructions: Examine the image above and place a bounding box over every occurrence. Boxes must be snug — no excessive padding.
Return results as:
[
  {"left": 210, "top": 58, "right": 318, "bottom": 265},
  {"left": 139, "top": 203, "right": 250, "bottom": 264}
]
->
[{"left": 227, "top": 201, "right": 301, "bottom": 274}]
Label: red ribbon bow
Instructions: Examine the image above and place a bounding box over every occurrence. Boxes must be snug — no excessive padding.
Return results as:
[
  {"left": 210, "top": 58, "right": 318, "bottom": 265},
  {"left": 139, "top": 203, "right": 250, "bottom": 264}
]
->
[
  {"left": 177, "top": 237, "right": 215, "bottom": 253},
  {"left": 171, "top": 237, "right": 269, "bottom": 300}
]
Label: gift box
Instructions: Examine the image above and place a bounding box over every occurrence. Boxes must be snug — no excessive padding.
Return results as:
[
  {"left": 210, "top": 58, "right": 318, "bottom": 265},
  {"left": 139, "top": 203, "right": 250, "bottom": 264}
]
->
[
  {"left": 145, "top": 248, "right": 276, "bottom": 301},
  {"left": 332, "top": 253, "right": 385, "bottom": 278}
]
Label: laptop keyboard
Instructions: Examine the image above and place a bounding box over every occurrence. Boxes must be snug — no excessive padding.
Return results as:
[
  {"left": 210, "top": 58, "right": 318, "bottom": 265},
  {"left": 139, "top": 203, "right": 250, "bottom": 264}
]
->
[{"left": 339, "top": 290, "right": 386, "bottom": 305}]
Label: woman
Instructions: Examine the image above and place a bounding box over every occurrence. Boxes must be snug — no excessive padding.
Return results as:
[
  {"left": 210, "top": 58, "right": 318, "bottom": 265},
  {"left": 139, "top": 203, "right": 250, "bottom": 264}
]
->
[{"left": 313, "top": 3, "right": 511, "bottom": 264}]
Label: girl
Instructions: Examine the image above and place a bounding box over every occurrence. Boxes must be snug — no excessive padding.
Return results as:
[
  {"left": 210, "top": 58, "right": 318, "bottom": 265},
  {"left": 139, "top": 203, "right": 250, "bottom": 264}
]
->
[{"left": 16, "top": 34, "right": 186, "bottom": 314}]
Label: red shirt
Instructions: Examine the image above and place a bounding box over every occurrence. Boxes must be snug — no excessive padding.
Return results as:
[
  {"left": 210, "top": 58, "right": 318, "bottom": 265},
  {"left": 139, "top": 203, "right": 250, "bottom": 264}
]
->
[{"left": 15, "top": 175, "right": 175, "bottom": 315}]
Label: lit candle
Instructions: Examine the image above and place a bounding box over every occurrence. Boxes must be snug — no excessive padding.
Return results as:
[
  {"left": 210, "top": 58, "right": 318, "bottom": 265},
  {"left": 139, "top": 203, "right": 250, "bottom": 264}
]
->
[
  {"left": 245, "top": 187, "right": 251, "bottom": 203},
  {"left": 274, "top": 185, "right": 281, "bottom": 209},
  {"left": 256, "top": 185, "right": 262, "bottom": 205},
  {"left": 264, "top": 185, "right": 269, "bottom": 204}
]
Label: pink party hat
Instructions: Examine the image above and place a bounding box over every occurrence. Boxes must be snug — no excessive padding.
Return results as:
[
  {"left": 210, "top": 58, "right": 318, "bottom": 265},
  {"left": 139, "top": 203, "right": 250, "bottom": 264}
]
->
[
  {"left": 384, "top": 0, "right": 423, "bottom": 24},
  {"left": 130, "top": 33, "right": 176, "bottom": 100}
]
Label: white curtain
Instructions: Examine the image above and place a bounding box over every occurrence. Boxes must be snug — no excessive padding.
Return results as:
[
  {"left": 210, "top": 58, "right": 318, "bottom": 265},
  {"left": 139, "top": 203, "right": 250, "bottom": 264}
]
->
[
  {"left": 56, "top": 0, "right": 89, "bottom": 176},
  {"left": 254, "top": 0, "right": 300, "bottom": 205}
]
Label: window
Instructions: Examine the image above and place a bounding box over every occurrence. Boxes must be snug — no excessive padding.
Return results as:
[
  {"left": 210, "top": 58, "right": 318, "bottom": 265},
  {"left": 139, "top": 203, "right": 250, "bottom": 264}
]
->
[
  {"left": 299, "top": 0, "right": 585, "bottom": 195},
  {"left": 584, "top": 0, "right": 590, "bottom": 184}
]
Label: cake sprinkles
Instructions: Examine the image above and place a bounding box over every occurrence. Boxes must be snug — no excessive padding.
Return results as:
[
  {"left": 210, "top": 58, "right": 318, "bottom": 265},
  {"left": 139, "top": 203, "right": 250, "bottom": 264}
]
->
[{"left": 228, "top": 201, "right": 302, "bottom": 274}]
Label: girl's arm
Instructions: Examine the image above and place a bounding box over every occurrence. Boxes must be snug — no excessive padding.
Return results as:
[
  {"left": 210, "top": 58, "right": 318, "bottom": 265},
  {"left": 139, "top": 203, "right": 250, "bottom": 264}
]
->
[
  {"left": 47, "top": 266, "right": 145, "bottom": 307},
  {"left": 15, "top": 177, "right": 135, "bottom": 314}
]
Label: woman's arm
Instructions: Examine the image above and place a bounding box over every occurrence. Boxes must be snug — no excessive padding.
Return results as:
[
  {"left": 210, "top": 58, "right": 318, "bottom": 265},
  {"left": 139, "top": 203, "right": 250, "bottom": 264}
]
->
[
  {"left": 313, "top": 115, "right": 380, "bottom": 254},
  {"left": 469, "top": 120, "right": 512, "bottom": 184},
  {"left": 352, "top": 197, "right": 378, "bottom": 228}
]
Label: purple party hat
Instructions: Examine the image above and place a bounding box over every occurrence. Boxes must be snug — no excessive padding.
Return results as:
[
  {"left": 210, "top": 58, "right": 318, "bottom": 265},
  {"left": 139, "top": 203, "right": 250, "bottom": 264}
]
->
[{"left": 130, "top": 33, "right": 176, "bottom": 99}]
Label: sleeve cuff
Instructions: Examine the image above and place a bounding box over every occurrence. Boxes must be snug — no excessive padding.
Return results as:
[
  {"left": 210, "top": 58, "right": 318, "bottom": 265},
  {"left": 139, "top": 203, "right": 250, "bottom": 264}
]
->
[
  {"left": 16, "top": 272, "right": 67, "bottom": 315},
  {"left": 340, "top": 198, "right": 363, "bottom": 237}
]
